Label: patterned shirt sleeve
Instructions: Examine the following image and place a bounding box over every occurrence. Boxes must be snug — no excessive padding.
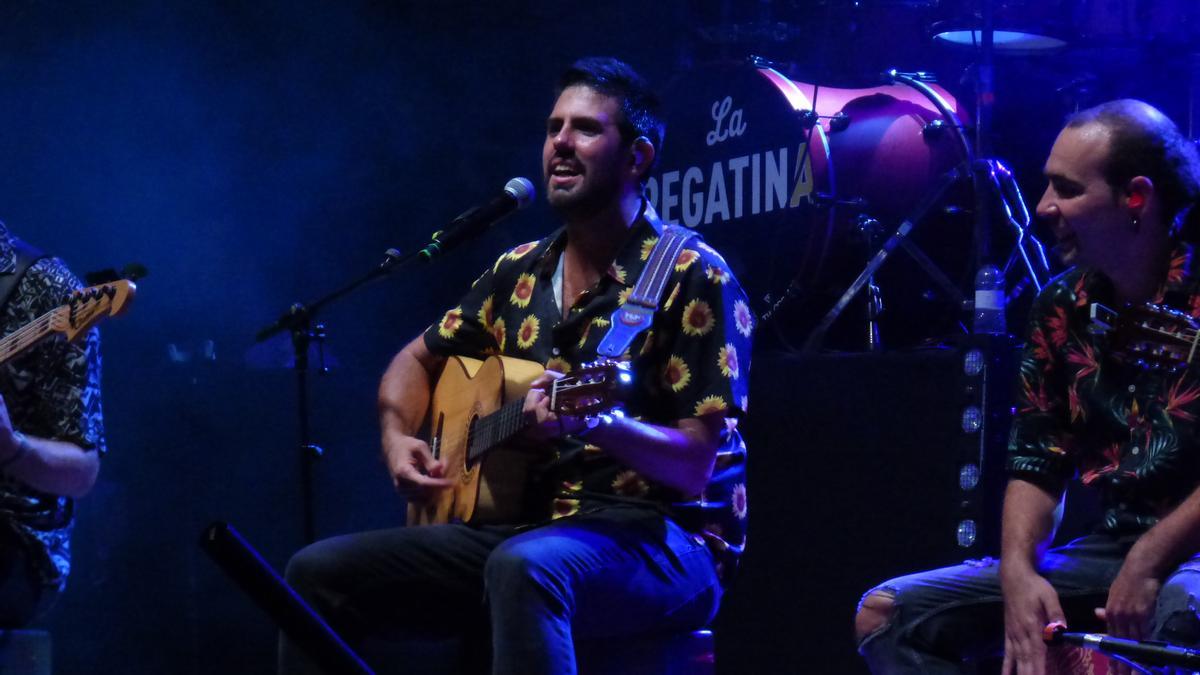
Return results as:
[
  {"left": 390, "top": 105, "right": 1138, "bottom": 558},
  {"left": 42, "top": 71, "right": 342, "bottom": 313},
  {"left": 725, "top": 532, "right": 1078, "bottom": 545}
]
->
[
  {"left": 657, "top": 242, "right": 752, "bottom": 422},
  {"left": 21, "top": 258, "right": 105, "bottom": 453},
  {"left": 1006, "top": 277, "right": 1078, "bottom": 495},
  {"left": 422, "top": 248, "right": 520, "bottom": 359}
]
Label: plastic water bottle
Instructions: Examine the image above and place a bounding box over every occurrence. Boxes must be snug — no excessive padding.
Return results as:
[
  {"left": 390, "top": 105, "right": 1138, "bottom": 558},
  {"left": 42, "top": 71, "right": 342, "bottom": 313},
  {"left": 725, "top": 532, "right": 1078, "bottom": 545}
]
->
[{"left": 973, "top": 264, "right": 1006, "bottom": 335}]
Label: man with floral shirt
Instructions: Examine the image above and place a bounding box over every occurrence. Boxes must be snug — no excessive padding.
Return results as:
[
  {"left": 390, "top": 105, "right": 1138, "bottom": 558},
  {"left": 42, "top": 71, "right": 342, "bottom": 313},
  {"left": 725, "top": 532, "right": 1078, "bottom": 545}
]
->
[
  {"left": 855, "top": 100, "right": 1200, "bottom": 675},
  {"left": 0, "top": 223, "right": 104, "bottom": 627},
  {"left": 280, "top": 57, "right": 750, "bottom": 675}
]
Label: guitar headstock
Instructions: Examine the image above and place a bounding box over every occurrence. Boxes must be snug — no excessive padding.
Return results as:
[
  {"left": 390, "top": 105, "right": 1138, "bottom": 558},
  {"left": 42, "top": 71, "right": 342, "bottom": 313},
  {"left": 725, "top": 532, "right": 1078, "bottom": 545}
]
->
[
  {"left": 550, "top": 359, "right": 633, "bottom": 417},
  {"left": 51, "top": 280, "right": 137, "bottom": 343},
  {"left": 1098, "top": 302, "right": 1199, "bottom": 371}
]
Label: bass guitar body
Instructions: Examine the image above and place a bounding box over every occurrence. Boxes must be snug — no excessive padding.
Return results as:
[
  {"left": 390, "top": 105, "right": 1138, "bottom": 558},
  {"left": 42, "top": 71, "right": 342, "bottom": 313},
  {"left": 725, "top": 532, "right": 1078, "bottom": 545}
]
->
[{"left": 406, "top": 355, "right": 545, "bottom": 526}]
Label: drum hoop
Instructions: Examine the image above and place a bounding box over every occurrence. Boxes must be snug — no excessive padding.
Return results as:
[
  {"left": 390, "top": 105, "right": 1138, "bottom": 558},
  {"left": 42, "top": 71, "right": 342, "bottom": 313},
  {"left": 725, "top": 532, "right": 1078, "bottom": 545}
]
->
[{"left": 887, "top": 72, "right": 973, "bottom": 162}]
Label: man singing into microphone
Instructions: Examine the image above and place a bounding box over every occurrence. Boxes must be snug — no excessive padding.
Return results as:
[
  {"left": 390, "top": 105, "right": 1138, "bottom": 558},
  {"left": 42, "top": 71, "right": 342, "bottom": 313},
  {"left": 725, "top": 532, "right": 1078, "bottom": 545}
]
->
[
  {"left": 855, "top": 99, "right": 1200, "bottom": 675},
  {"left": 279, "top": 57, "right": 751, "bottom": 675}
]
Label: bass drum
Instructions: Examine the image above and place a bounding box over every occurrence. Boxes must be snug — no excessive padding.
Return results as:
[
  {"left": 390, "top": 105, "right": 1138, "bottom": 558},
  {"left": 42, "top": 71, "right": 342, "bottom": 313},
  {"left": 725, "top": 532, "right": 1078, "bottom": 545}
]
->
[{"left": 646, "top": 62, "right": 972, "bottom": 349}]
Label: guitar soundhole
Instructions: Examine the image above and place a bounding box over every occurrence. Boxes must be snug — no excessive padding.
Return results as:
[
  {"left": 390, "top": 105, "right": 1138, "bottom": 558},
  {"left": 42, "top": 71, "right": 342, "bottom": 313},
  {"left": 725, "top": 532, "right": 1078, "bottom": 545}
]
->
[{"left": 432, "top": 412, "right": 445, "bottom": 460}]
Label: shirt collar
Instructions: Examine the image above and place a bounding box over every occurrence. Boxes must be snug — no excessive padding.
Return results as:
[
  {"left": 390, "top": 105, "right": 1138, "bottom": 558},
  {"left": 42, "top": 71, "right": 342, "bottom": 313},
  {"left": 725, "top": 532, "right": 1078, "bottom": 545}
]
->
[
  {"left": 534, "top": 200, "right": 666, "bottom": 287},
  {"left": 1074, "top": 239, "right": 1198, "bottom": 306},
  {"left": 1160, "top": 239, "right": 1195, "bottom": 297}
]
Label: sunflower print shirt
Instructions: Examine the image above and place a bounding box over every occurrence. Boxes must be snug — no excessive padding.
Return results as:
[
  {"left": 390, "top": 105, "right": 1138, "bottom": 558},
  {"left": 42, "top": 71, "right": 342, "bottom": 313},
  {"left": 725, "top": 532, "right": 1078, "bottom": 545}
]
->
[
  {"left": 423, "top": 206, "right": 751, "bottom": 571},
  {"left": 0, "top": 223, "right": 105, "bottom": 592},
  {"left": 1008, "top": 241, "right": 1200, "bottom": 534}
]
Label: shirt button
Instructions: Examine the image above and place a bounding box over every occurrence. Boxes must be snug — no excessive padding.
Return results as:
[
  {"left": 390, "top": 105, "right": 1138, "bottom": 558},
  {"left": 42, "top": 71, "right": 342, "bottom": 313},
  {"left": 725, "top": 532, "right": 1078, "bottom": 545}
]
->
[
  {"left": 552, "top": 347, "right": 561, "bottom": 356},
  {"left": 1131, "top": 446, "right": 1140, "bottom": 455},
  {"left": 1128, "top": 385, "right": 1136, "bottom": 393}
]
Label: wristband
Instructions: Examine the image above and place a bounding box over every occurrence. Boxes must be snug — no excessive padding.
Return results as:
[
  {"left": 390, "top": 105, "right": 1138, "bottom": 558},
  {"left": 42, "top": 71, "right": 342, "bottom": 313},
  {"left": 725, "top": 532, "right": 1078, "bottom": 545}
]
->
[{"left": 0, "top": 431, "right": 30, "bottom": 471}]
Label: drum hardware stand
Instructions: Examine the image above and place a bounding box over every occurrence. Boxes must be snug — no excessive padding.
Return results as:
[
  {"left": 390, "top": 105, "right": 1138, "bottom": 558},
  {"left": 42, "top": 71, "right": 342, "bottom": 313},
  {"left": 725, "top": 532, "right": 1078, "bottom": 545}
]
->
[
  {"left": 978, "top": 158, "right": 1050, "bottom": 297},
  {"left": 800, "top": 163, "right": 969, "bottom": 353},
  {"left": 954, "top": 0, "right": 1051, "bottom": 303},
  {"left": 796, "top": 156, "right": 1050, "bottom": 353},
  {"left": 858, "top": 215, "right": 885, "bottom": 351}
]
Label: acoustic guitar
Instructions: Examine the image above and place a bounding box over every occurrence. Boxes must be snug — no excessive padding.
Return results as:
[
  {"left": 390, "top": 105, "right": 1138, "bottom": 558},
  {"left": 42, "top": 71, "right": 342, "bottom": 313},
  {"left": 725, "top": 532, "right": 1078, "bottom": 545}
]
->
[
  {"left": 0, "top": 279, "right": 136, "bottom": 366},
  {"left": 406, "top": 354, "right": 629, "bottom": 526}
]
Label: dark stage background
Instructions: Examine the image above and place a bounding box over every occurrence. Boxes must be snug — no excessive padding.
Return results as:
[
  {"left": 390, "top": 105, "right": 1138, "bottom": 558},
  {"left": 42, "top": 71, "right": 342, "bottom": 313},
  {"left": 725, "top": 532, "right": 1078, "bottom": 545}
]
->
[{"left": 0, "top": 1, "right": 1189, "bottom": 672}]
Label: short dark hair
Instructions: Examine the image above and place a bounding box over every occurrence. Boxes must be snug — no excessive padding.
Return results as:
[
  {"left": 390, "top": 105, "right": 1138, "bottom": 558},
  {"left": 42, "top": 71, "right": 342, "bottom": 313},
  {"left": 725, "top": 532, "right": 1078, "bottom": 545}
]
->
[
  {"left": 556, "top": 57, "right": 665, "bottom": 181},
  {"left": 1066, "top": 99, "right": 1200, "bottom": 225}
]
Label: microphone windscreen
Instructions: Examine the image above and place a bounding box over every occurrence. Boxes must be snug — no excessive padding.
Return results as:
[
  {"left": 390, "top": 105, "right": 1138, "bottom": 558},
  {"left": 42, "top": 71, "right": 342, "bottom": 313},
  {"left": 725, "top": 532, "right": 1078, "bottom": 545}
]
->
[{"left": 504, "top": 177, "right": 536, "bottom": 208}]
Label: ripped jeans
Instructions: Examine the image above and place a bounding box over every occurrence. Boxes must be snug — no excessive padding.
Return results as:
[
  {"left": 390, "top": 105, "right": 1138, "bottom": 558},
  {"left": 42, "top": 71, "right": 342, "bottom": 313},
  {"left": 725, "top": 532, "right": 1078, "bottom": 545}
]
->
[{"left": 857, "top": 534, "right": 1200, "bottom": 674}]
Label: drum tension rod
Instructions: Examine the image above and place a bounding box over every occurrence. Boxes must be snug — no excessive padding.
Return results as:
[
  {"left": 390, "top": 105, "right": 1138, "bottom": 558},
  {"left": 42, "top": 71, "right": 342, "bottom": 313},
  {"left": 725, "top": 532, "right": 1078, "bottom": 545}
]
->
[{"left": 797, "top": 109, "right": 850, "bottom": 133}]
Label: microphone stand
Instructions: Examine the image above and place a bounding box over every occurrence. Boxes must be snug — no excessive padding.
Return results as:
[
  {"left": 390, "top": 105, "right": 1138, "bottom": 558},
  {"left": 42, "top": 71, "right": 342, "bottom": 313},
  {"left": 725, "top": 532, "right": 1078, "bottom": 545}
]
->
[
  {"left": 1045, "top": 623, "right": 1200, "bottom": 673},
  {"left": 255, "top": 246, "right": 427, "bottom": 544}
]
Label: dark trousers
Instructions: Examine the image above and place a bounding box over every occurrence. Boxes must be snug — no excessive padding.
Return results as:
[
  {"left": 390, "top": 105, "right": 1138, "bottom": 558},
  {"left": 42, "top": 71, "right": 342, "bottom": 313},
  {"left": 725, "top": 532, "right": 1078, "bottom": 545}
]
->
[
  {"left": 0, "top": 529, "right": 53, "bottom": 628},
  {"left": 278, "top": 505, "right": 721, "bottom": 675},
  {"left": 857, "top": 533, "right": 1200, "bottom": 674}
]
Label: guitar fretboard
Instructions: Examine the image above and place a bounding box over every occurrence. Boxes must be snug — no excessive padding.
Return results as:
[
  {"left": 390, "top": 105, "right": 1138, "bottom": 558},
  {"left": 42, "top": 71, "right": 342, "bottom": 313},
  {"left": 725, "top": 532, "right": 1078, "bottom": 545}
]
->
[
  {"left": 465, "top": 374, "right": 588, "bottom": 460},
  {"left": 467, "top": 397, "right": 530, "bottom": 461},
  {"left": 0, "top": 308, "right": 63, "bottom": 366}
]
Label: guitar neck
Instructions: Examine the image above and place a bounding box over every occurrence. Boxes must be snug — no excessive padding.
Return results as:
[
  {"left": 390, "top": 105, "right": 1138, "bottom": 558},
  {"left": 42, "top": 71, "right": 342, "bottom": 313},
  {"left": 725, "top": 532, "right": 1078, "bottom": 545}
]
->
[
  {"left": 0, "top": 308, "right": 62, "bottom": 367},
  {"left": 461, "top": 362, "right": 625, "bottom": 462},
  {"left": 466, "top": 398, "right": 531, "bottom": 462}
]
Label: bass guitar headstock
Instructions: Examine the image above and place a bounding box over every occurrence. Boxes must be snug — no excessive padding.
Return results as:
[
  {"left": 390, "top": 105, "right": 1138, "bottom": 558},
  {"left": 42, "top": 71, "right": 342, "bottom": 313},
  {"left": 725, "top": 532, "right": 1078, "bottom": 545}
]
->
[{"left": 52, "top": 280, "right": 137, "bottom": 343}]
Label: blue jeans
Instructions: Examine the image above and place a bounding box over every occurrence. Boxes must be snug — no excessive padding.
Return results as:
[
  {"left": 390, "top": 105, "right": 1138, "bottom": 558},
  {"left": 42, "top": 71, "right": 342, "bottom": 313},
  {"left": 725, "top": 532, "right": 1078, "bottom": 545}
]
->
[
  {"left": 278, "top": 505, "right": 721, "bottom": 675},
  {"left": 857, "top": 534, "right": 1200, "bottom": 674}
]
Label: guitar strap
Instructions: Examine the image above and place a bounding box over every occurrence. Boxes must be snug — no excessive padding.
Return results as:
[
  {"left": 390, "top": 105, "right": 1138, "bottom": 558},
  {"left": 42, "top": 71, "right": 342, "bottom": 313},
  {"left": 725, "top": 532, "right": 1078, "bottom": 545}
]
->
[
  {"left": 596, "top": 204, "right": 697, "bottom": 360},
  {"left": 0, "top": 237, "right": 48, "bottom": 315}
]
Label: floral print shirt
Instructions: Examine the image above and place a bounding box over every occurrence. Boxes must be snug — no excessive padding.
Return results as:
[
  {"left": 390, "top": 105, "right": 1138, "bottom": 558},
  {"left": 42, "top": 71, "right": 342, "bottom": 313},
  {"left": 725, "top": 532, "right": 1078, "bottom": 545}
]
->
[
  {"left": 1009, "top": 241, "right": 1200, "bottom": 534},
  {"left": 423, "top": 204, "right": 751, "bottom": 571},
  {"left": 0, "top": 223, "right": 105, "bottom": 590}
]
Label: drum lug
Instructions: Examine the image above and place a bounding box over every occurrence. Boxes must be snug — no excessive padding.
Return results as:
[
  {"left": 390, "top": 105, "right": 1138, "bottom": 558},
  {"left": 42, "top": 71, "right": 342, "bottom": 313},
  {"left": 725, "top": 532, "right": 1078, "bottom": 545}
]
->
[
  {"left": 797, "top": 109, "right": 851, "bottom": 133},
  {"left": 923, "top": 118, "right": 948, "bottom": 140}
]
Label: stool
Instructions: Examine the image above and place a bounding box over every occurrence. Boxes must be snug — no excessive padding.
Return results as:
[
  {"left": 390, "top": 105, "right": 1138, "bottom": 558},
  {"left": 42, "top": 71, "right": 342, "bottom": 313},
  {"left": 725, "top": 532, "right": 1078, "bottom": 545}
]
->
[
  {"left": 576, "top": 629, "right": 714, "bottom": 675},
  {"left": 0, "top": 630, "right": 51, "bottom": 675}
]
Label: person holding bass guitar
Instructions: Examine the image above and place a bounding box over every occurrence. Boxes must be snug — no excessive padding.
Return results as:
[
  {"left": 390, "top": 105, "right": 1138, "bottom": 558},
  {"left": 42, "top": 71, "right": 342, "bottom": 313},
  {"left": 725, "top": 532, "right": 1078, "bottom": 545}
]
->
[
  {"left": 279, "top": 57, "right": 751, "bottom": 675},
  {"left": 0, "top": 222, "right": 113, "bottom": 629}
]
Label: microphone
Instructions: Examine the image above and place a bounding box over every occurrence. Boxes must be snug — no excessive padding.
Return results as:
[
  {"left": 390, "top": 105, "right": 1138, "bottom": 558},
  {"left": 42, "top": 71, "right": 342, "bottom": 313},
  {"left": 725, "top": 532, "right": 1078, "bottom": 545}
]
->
[
  {"left": 1044, "top": 622, "right": 1200, "bottom": 669},
  {"left": 419, "top": 177, "right": 536, "bottom": 261}
]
